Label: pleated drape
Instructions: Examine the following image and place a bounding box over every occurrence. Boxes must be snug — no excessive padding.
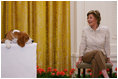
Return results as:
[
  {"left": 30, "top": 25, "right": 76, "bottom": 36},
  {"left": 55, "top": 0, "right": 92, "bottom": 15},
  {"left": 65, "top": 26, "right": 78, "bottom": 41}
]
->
[{"left": 1, "top": 1, "right": 71, "bottom": 72}]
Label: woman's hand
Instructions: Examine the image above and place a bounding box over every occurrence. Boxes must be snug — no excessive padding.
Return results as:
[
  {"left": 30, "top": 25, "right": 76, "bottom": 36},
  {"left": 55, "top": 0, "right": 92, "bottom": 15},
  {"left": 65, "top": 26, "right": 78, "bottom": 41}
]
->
[
  {"left": 107, "top": 57, "right": 113, "bottom": 66},
  {"left": 76, "top": 57, "right": 82, "bottom": 68}
]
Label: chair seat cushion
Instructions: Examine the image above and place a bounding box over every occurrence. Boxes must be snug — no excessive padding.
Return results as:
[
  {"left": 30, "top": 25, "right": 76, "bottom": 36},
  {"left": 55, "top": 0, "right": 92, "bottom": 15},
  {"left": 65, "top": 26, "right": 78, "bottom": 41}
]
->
[{"left": 77, "top": 62, "right": 112, "bottom": 68}]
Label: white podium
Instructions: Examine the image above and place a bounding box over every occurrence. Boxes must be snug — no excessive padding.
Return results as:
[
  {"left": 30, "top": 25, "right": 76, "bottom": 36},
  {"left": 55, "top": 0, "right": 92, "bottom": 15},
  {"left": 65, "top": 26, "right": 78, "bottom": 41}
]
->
[{"left": 1, "top": 43, "right": 37, "bottom": 78}]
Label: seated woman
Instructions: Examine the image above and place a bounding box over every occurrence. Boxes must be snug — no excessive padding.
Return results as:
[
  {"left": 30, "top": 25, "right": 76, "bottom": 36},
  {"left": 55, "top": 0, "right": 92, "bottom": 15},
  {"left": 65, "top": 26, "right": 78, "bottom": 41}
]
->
[{"left": 76, "top": 10, "right": 113, "bottom": 78}]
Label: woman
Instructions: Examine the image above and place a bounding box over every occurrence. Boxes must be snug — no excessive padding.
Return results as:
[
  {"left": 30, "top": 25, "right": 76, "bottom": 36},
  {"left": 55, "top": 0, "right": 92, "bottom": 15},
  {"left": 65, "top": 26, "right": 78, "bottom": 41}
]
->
[{"left": 76, "top": 10, "right": 113, "bottom": 78}]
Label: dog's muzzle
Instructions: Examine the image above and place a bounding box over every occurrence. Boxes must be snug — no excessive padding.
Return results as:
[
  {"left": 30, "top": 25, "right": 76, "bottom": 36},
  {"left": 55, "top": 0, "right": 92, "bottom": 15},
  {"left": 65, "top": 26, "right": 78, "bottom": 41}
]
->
[{"left": 32, "top": 40, "right": 34, "bottom": 43}]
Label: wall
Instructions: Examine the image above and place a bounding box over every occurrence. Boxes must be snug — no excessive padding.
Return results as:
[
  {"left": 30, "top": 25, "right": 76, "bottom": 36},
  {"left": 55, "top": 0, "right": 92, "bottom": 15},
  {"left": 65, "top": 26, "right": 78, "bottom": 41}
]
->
[{"left": 70, "top": 1, "right": 117, "bottom": 72}]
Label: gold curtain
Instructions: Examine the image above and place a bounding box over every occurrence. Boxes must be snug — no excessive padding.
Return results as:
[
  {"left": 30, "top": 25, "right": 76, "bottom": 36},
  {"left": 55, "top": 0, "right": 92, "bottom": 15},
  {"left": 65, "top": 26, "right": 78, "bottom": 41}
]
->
[{"left": 1, "top": 1, "right": 71, "bottom": 71}]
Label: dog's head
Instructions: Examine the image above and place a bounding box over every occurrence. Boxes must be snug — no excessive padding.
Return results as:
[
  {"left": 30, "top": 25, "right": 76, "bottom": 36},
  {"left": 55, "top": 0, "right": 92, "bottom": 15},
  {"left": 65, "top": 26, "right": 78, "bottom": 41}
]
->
[{"left": 14, "top": 32, "right": 33, "bottom": 47}]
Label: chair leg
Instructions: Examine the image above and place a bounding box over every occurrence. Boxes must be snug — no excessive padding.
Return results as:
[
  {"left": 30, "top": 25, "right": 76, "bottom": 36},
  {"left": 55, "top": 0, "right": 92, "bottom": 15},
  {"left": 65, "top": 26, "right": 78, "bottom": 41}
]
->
[
  {"left": 78, "top": 68, "right": 80, "bottom": 78},
  {"left": 83, "top": 68, "right": 86, "bottom": 78},
  {"left": 109, "top": 68, "right": 112, "bottom": 78}
]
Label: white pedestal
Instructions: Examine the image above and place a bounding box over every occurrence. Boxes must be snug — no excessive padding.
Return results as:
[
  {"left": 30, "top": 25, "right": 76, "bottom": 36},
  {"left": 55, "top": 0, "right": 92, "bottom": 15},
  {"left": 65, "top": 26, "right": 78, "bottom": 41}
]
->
[{"left": 1, "top": 43, "right": 37, "bottom": 78}]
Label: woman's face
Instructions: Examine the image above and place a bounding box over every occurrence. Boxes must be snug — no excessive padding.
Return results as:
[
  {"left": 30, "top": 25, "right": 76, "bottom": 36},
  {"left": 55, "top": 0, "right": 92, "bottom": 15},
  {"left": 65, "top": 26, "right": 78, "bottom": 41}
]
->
[{"left": 87, "top": 14, "right": 98, "bottom": 27}]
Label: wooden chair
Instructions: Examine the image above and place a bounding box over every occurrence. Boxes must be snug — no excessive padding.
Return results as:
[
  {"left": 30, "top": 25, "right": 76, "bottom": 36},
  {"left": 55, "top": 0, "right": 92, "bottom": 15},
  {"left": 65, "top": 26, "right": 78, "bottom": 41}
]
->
[{"left": 77, "top": 62, "right": 112, "bottom": 78}]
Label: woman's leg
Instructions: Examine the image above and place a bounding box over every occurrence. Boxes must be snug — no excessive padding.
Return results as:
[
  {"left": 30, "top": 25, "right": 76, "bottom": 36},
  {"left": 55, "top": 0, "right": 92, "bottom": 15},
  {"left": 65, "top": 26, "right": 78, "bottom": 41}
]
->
[
  {"left": 94, "top": 51, "right": 109, "bottom": 78},
  {"left": 82, "top": 50, "right": 100, "bottom": 78},
  {"left": 102, "top": 69, "right": 109, "bottom": 78},
  {"left": 82, "top": 50, "right": 109, "bottom": 78},
  {"left": 91, "top": 59, "right": 99, "bottom": 77},
  {"left": 82, "top": 50, "right": 98, "bottom": 63}
]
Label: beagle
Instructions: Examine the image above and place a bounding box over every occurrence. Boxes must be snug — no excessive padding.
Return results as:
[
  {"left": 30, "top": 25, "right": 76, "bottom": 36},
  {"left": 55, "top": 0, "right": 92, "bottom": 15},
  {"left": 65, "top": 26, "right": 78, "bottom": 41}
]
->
[{"left": 1, "top": 29, "right": 34, "bottom": 48}]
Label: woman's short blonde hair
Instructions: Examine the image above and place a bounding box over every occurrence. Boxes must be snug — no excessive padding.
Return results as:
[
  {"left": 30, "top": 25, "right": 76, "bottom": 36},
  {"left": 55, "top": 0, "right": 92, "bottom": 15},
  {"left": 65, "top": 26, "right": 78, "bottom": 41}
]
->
[{"left": 87, "top": 10, "right": 101, "bottom": 26}]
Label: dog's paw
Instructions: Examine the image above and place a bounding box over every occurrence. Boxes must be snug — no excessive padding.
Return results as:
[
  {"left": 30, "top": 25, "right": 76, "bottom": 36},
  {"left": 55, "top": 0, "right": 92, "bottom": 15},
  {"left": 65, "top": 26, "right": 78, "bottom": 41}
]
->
[{"left": 6, "top": 44, "right": 11, "bottom": 49}]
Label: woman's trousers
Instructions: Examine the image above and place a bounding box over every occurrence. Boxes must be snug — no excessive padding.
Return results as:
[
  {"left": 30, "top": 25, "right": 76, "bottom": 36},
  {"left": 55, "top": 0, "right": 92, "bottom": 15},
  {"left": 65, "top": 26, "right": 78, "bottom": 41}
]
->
[{"left": 82, "top": 50, "right": 107, "bottom": 78}]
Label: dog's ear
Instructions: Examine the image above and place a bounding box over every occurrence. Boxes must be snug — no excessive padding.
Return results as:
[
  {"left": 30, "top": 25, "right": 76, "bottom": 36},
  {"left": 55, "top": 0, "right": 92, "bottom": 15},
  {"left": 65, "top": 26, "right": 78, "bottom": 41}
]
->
[
  {"left": 17, "top": 36, "right": 25, "bottom": 47},
  {"left": 6, "top": 31, "right": 13, "bottom": 40},
  {"left": 17, "top": 32, "right": 29, "bottom": 47},
  {"left": 1, "top": 38, "right": 7, "bottom": 43}
]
